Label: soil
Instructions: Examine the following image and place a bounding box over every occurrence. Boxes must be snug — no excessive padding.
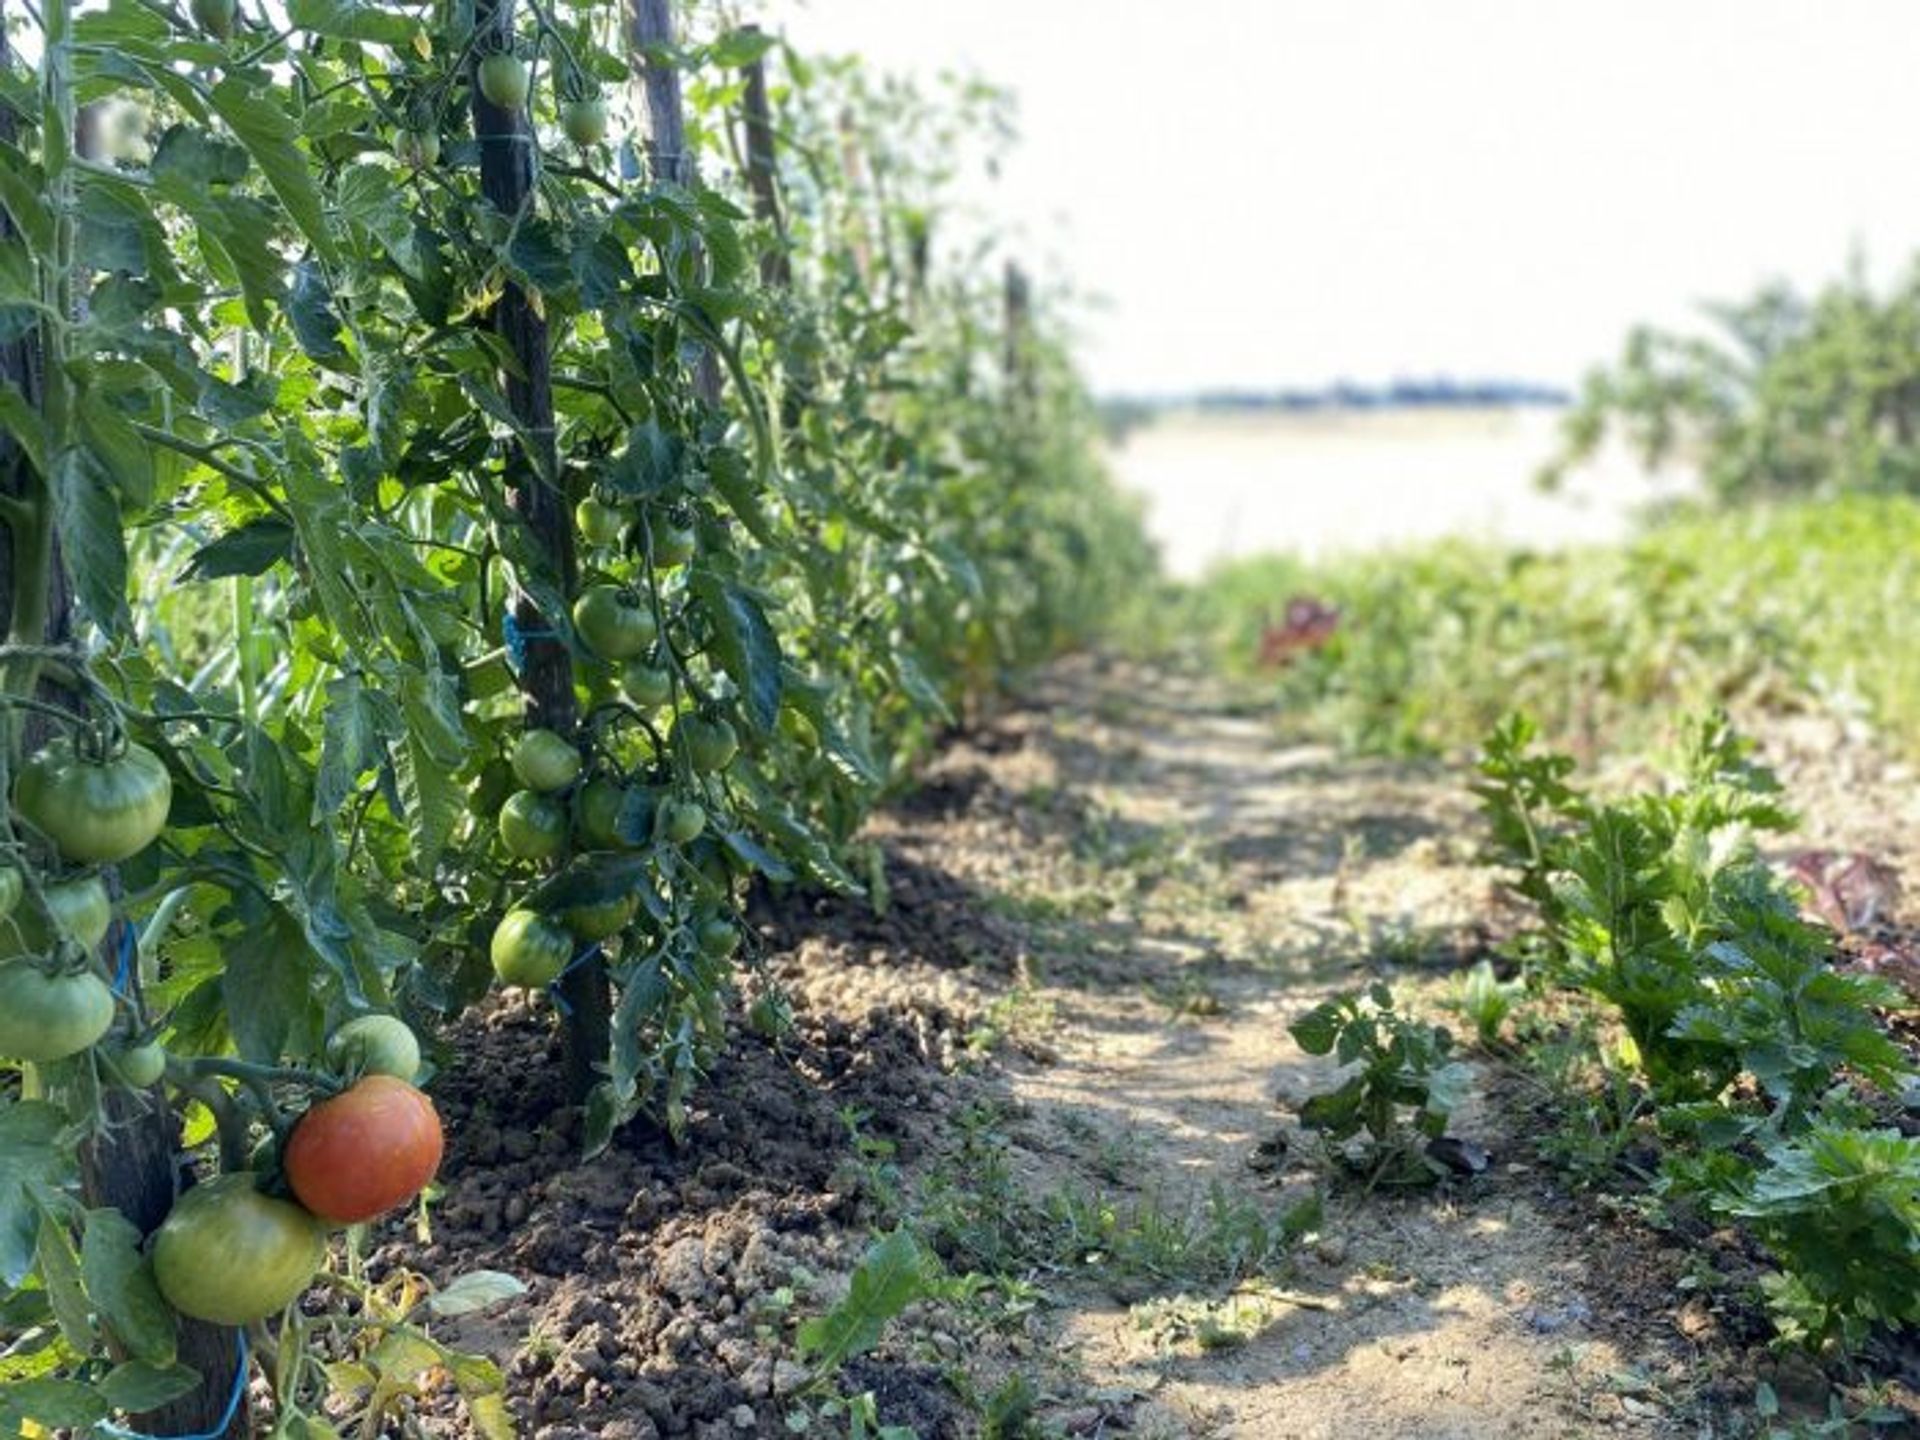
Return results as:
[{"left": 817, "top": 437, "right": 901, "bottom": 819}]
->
[{"left": 381, "top": 657, "right": 1920, "bottom": 1440}]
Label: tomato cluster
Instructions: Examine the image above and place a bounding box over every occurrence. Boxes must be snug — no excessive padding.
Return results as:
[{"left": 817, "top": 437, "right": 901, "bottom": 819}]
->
[
  {"left": 0, "top": 735, "right": 171, "bottom": 1068},
  {"left": 482, "top": 489, "right": 751, "bottom": 1007},
  {"left": 147, "top": 1029, "right": 442, "bottom": 1323}
]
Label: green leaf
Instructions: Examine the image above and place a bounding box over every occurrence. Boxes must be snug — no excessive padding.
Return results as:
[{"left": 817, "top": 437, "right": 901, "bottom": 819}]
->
[
  {"left": 397, "top": 728, "right": 465, "bottom": 881},
  {"left": 209, "top": 78, "right": 338, "bottom": 266},
  {"left": 0, "top": 386, "right": 49, "bottom": 478},
  {"left": 424, "top": 1270, "right": 527, "bottom": 1318},
  {"left": 288, "top": 258, "right": 347, "bottom": 360},
  {"left": 795, "top": 1229, "right": 934, "bottom": 1373},
  {"left": 690, "top": 571, "right": 782, "bottom": 731},
  {"left": 0, "top": 141, "right": 54, "bottom": 253},
  {"left": 705, "top": 444, "right": 776, "bottom": 545},
  {"left": 288, "top": 0, "right": 419, "bottom": 45},
  {"left": 184, "top": 515, "right": 295, "bottom": 580},
  {"left": 0, "top": 1102, "right": 72, "bottom": 1288},
  {"left": 0, "top": 1377, "right": 110, "bottom": 1432},
  {"left": 37, "top": 1211, "right": 94, "bottom": 1350},
  {"left": 97, "top": 1361, "right": 202, "bottom": 1413},
  {"left": 223, "top": 909, "right": 318, "bottom": 1063},
  {"left": 708, "top": 27, "right": 777, "bottom": 68},
  {"left": 52, "top": 447, "right": 130, "bottom": 636},
  {"left": 315, "top": 671, "right": 396, "bottom": 821},
  {"left": 605, "top": 419, "right": 683, "bottom": 498},
  {"left": 1297, "top": 1076, "right": 1367, "bottom": 1139},
  {"left": 1289, "top": 999, "right": 1346, "bottom": 1056},
  {"left": 149, "top": 124, "right": 251, "bottom": 186},
  {"left": 82, "top": 1209, "right": 176, "bottom": 1363}
]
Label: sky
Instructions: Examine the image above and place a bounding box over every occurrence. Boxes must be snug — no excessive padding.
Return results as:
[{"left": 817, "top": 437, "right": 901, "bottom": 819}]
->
[{"left": 760, "top": 1, "right": 1920, "bottom": 398}]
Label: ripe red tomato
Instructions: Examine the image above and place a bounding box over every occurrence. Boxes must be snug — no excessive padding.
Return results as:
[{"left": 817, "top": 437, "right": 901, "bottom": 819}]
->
[{"left": 284, "top": 1075, "right": 444, "bottom": 1225}]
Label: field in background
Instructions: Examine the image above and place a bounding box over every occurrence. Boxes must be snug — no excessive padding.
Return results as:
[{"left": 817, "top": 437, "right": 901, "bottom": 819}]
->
[{"left": 1105, "top": 406, "right": 1692, "bottom": 577}]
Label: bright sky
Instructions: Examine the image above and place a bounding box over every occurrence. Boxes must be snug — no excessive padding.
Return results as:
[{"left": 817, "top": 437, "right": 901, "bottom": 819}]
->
[{"left": 761, "top": 0, "right": 1920, "bottom": 398}]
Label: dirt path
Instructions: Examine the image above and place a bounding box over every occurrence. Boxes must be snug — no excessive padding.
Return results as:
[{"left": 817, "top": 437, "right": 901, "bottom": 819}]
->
[
  {"left": 417, "top": 658, "right": 1866, "bottom": 1439},
  {"left": 872, "top": 659, "right": 1731, "bottom": 1438}
]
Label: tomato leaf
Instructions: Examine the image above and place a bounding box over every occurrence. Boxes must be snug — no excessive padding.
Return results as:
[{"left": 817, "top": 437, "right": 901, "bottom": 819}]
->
[
  {"left": 0, "top": 1376, "right": 109, "bottom": 1432},
  {"left": 97, "top": 1361, "right": 202, "bottom": 1413},
  {"left": 208, "top": 78, "right": 338, "bottom": 267},
  {"left": 183, "top": 515, "right": 295, "bottom": 581},
  {"left": 82, "top": 1209, "right": 177, "bottom": 1364},
  {"left": 0, "top": 1101, "right": 74, "bottom": 1288},
  {"left": 288, "top": 0, "right": 418, "bottom": 45},
  {"left": 424, "top": 1270, "right": 526, "bottom": 1318},
  {"left": 53, "top": 447, "right": 130, "bottom": 637},
  {"left": 690, "top": 571, "right": 781, "bottom": 732}
]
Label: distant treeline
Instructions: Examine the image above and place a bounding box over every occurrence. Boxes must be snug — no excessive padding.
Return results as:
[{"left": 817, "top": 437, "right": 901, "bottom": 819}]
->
[{"left": 1101, "top": 378, "right": 1571, "bottom": 435}]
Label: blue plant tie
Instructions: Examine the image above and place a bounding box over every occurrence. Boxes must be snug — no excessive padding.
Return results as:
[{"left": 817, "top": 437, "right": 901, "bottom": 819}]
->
[
  {"left": 98, "top": 1328, "right": 248, "bottom": 1440},
  {"left": 502, "top": 611, "right": 558, "bottom": 674},
  {"left": 546, "top": 943, "right": 603, "bottom": 1016},
  {"left": 111, "top": 922, "right": 136, "bottom": 997}
]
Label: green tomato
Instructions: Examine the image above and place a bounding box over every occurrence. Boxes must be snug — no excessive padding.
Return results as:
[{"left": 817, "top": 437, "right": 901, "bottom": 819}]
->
[
  {"left": 110, "top": 1039, "right": 167, "bottom": 1089},
  {"left": 746, "top": 991, "right": 790, "bottom": 1040},
  {"left": 477, "top": 52, "right": 530, "bottom": 111},
  {"left": 325, "top": 1015, "right": 421, "bottom": 1081},
  {"left": 190, "top": 0, "right": 234, "bottom": 38},
  {"left": 576, "top": 496, "right": 627, "bottom": 547},
  {"left": 44, "top": 875, "right": 112, "bottom": 950},
  {"left": 0, "top": 866, "right": 20, "bottom": 923},
  {"left": 561, "top": 891, "right": 638, "bottom": 943},
  {"left": 511, "top": 729, "right": 582, "bottom": 793},
  {"left": 15, "top": 741, "right": 172, "bottom": 864},
  {"left": 561, "top": 97, "right": 609, "bottom": 147},
  {"left": 660, "top": 800, "right": 706, "bottom": 846},
  {"left": 572, "top": 585, "right": 657, "bottom": 661},
  {"left": 395, "top": 128, "right": 440, "bottom": 169},
  {"left": 620, "top": 661, "right": 673, "bottom": 708},
  {"left": 152, "top": 1174, "right": 327, "bottom": 1325},
  {"left": 498, "top": 789, "right": 568, "bottom": 861},
  {"left": 677, "top": 715, "right": 739, "bottom": 774},
  {"left": 576, "top": 777, "right": 648, "bottom": 851},
  {"left": 695, "top": 917, "right": 739, "bottom": 959},
  {"left": 647, "top": 516, "right": 696, "bottom": 568},
  {"left": 490, "top": 908, "right": 573, "bottom": 988},
  {"left": 0, "top": 960, "right": 115, "bottom": 1063}
]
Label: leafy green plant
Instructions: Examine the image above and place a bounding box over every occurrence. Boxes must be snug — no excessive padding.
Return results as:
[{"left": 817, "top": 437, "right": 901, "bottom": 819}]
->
[
  {"left": 796, "top": 1229, "right": 940, "bottom": 1384},
  {"left": 1290, "top": 983, "right": 1469, "bottom": 1177},
  {"left": 1471, "top": 712, "right": 1585, "bottom": 934},
  {"left": 1723, "top": 1125, "right": 1920, "bottom": 1349},
  {"left": 1445, "top": 959, "right": 1525, "bottom": 1049}
]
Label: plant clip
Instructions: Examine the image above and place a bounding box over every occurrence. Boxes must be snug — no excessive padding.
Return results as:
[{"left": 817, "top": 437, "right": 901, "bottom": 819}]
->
[
  {"left": 545, "top": 941, "right": 603, "bottom": 1015},
  {"left": 502, "top": 611, "right": 561, "bottom": 673}
]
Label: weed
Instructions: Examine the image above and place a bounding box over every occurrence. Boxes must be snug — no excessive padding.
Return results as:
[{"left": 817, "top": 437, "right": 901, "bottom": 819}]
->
[
  {"left": 1444, "top": 958, "right": 1524, "bottom": 1048},
  {"left": 1290, "top": 983, "right": 1469, "bottom": 1183}
]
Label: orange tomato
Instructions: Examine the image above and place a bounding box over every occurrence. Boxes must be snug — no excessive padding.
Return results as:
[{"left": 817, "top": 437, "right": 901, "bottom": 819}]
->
[{"left": 284, "top": 1075, "right": 445, "bottom": 1225}]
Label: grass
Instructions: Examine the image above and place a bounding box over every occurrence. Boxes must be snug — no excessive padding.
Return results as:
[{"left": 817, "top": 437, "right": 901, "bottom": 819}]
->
[
  {"left": 911, "top": 1102, "right": 1320, "bottom": 1304},
  {"left": 1175, "top": 493, "right": 1920, "bottom": 761}
]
